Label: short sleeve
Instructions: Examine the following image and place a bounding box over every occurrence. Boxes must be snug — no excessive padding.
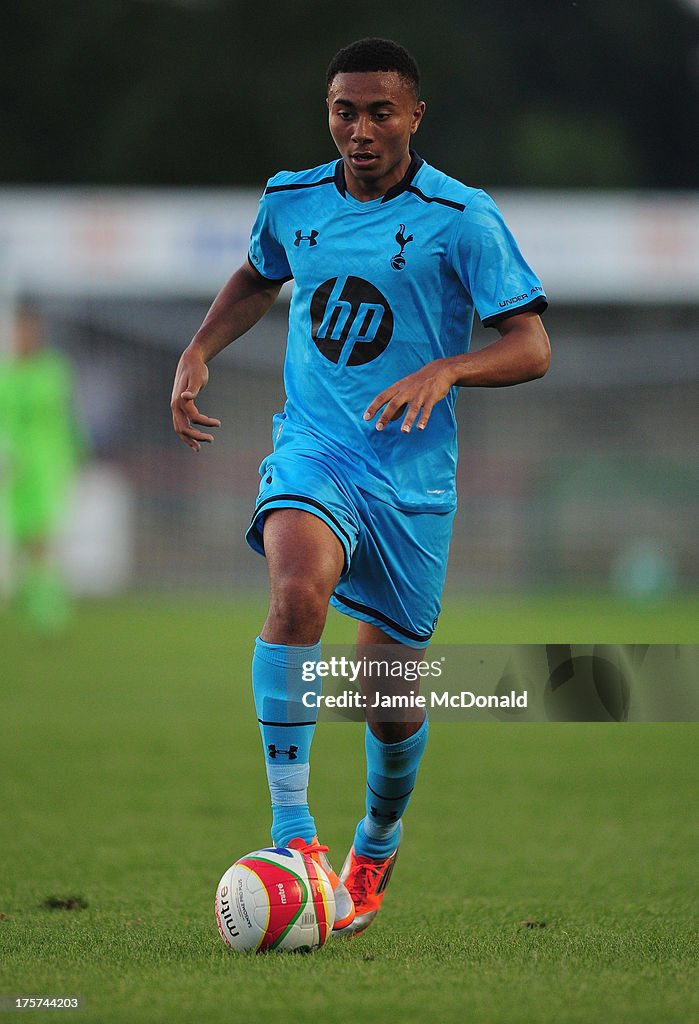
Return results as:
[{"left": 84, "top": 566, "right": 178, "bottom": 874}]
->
[
  {"left": 248, "top": 189, "right": 293, "bottom": 283},
  {"left": 450, "top": 190, "right": 547, "bottom": 327}
]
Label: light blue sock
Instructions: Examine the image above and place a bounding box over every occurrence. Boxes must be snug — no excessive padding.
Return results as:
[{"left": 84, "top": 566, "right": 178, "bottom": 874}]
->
[
  {"left": 353, "top": 718, "right": 429, "bottom": 859},
  {"left": 252, "top": 637, "right": 321, "bottom": 847}
]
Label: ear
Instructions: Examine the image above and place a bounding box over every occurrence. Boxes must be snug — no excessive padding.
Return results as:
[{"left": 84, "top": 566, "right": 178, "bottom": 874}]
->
[{"left": 411, "top": 100, "right": 426, "bottom": 134}]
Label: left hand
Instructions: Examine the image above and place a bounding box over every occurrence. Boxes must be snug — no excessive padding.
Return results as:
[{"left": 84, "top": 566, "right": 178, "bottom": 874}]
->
[{"left": 363, "top": 359, "right": 455, "bottom": 433}]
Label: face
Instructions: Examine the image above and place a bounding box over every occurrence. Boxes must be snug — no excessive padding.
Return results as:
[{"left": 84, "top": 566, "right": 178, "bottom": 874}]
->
[
  {"left": 327, "top": 71, "right": 425, "bottom": 201},
  {"left": 14, "top": 311, "right": 43, "bottom": 358}
]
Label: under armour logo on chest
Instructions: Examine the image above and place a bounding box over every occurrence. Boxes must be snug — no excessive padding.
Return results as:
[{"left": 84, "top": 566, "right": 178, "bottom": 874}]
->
[{"left": 294, "top": 229, "right": 319, "bottom": 247}]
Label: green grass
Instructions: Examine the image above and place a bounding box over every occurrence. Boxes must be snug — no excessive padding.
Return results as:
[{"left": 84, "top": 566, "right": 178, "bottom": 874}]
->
[{"left": 1, "top": 595, "right": 697, "bottom": 1023}]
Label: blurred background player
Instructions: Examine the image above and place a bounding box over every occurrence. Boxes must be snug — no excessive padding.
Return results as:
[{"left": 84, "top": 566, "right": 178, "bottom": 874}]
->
[
  {"left": 0, "top": 302, "right": 84, "bottom": 633},
  {"left": 172, "top": 38, "right": 549, "bottom": 936}
]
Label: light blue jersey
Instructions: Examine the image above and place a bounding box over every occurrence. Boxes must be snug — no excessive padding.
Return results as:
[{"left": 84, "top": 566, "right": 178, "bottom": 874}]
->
[{"left": 248, "top": 152, "right": 546, "bottom": 512}]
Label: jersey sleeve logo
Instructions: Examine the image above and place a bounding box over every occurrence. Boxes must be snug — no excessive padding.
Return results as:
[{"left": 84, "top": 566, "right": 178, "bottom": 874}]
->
[
  {"left": 390, "top": 223, "right": 414, "bottom": 271},
  {"left": 310, "top": 276, "right": 394, "bottom": 366}
]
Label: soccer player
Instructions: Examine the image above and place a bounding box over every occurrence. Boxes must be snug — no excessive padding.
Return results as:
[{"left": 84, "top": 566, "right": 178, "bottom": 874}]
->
[
  {"left": 0, "top": 302, "right": 84, "bottom": 633},
  {"left": 171, "top": 38, "right": 549, "bottom": 936}
]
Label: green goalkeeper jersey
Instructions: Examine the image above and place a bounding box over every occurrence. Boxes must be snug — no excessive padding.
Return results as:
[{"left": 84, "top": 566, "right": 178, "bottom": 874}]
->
[{"left": 0, "top": 349, "right": 83, "bottom": 540}]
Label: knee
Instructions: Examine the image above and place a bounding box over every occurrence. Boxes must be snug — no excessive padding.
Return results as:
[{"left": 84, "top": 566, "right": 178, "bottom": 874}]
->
[
  {"left": 264, "top": 574, "right": 331, "bottom": 644},
  {"left": 367, "top": 717, "right": 426, "bottom": 745}
]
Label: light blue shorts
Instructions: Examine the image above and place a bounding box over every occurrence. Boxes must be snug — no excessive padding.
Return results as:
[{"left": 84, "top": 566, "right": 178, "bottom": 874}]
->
[{"left": 245, "top": 446, "right": 455, "bottom": 648}]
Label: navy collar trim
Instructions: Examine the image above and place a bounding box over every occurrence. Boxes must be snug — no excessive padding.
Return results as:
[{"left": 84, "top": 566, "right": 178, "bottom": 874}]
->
[{"left": 333, "top": 150, "right": 425, "bottom": 203}]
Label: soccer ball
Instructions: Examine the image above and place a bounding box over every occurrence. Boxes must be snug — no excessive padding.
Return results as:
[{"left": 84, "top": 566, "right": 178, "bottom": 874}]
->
[{"left": 215, "top": 847, "right": 335, "bottom": 953}]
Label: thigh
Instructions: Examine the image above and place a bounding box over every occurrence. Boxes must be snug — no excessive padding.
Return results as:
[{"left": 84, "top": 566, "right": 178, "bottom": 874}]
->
[
  {"left": 246, "top": 449, "right": 360, "bottom": 573},
  {"left": 263, "top": 508, "right": 344, "bottom": 595}
]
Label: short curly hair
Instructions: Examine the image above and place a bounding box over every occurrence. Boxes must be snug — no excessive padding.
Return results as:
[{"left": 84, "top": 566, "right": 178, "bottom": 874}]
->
[{"left": 326, "top": 38, "right": 420, "bottom": 99}]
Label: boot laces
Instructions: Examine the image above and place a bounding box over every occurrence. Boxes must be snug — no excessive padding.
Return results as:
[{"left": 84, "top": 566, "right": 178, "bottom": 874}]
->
[
  {"left": 347, "top": 859, "right": 383, "bottom": 901},
  {"left": 295, "top": 839, "right": 329, "bottom": 856}
]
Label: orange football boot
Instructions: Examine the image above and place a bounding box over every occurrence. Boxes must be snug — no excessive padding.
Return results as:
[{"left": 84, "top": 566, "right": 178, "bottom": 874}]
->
[
  {"left": 287, "top": 836, "right": 356, "bottom": 930},
  {"left": 334, "top": 823, "right": 403, "bottom": 937}
]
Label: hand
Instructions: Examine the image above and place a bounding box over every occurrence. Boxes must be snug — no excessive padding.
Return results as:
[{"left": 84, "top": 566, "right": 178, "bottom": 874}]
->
[
  {"left": 363, "top": 359, "right": 456, "bottom": 434},
  {"left": 170, "top": 348, "right": 221, "bottom": 453}
]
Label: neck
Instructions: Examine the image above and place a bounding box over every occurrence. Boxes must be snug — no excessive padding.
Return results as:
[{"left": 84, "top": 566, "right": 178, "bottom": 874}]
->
[{"left": 343, "top": 151, "right": 413, "bottom": 202}]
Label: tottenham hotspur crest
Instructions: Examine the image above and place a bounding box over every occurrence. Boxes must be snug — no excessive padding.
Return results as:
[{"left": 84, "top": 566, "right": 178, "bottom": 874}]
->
[{"left": 390, "top": 224, "right": 413, "bottom": 270}]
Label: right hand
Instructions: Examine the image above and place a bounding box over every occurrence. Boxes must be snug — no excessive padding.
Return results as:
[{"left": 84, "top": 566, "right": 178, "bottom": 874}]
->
[{"left": 170, "top": 348, "right": 221, "bottom": 453}]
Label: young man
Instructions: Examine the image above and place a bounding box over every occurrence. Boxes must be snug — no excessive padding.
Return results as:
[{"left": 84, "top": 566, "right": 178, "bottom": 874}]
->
[
  {"left": 171, "top": 38, "right": 549, "bottom": 937},
  {"left": 0, "top": 303, "right": 83, "bottom": 633}
]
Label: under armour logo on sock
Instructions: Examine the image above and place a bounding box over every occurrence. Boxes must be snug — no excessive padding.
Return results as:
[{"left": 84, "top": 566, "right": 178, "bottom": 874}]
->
[
  {"left": 369, "top": 805, "right": 400, "bottom": 822},
  {"left": 268, "top": 744, "right": 299, "bottom": 760}
]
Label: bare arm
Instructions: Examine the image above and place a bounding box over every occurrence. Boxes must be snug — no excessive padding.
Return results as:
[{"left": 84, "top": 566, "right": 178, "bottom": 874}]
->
[
  {"left": 171, "top": 262, "right": 283, "bottom": 451},
  {"left": 364, "top": 312, "right": 550, "bottom": 433},
  {"left": 445, "top": 311, "right": 550, "bottom": 388}
]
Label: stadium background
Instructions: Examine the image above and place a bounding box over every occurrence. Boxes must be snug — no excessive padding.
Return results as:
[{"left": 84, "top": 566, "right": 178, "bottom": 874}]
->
[
  {"left": 1, "top": 4, "right": 698, "bottom": 1022},
  {"left": 0, "top": 196, "right": 697, "bottom": 599},
  {"left": 0, "top": 0, "right": 697, "bottom": 602}
]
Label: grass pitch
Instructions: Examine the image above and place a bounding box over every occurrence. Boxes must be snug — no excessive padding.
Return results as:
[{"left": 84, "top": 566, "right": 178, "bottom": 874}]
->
[{"left": 1, "top": 595, "right": 697, "bottom": 1023}]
